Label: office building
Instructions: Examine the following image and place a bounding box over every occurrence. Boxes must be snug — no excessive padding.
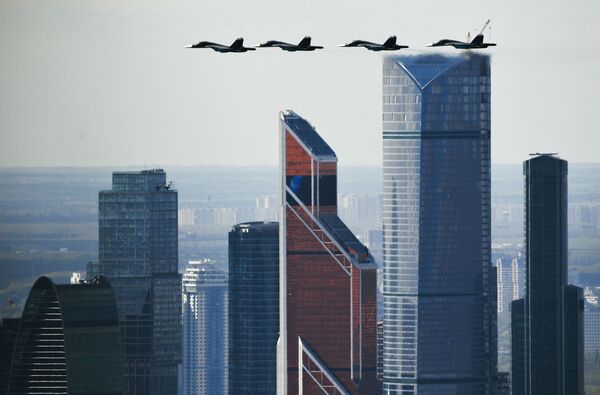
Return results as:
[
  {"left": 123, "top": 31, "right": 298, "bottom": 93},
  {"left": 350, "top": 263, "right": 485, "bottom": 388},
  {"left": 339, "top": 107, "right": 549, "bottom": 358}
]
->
[
  {"left": 511, "top": 154, "right": 584, "bottom": 395},
  {"left": 382, "top": 54, "right": 497, "bottom": 393},
  {"left": 99, "top": 169, "right": 181, "bottom": 394},
  {"left": 0, "top": 318, "right": 19, "bottom": 395},
  {"left": 277, "top": 110, "right": 379, "bottom": 394},
  {"left": 228, "top": 221, "right": 279, "bottom": 394},
  {"left": 7, "top": 276, "right": 123, "bottom": 395},
  {"left": 182, "top": 260, "right": 228, "bottom": 395}
]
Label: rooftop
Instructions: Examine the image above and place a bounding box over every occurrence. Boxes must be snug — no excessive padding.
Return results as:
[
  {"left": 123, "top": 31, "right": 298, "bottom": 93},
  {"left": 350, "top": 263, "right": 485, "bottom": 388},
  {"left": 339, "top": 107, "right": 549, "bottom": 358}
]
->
[
  {"left": 281, "top": 110, "right": 336, "bottom": 159},
  {"left": 320, "top": 213, "right": 372, "bottom": 264},
  {"left": 389, "top": 53, "right": 488, "bottom": 89}
]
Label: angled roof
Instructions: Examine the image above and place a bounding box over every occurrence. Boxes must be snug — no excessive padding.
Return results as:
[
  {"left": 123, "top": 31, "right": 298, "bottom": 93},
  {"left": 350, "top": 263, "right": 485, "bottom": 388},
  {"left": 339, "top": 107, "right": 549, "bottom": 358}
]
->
[
  {"left": 281, "top": 110, "right": 336, "bottom": 159},
  {"left": 319, "top": 213, "right": 372, "bottom": 264},
  {"left": 390, "top": 54, "right": 473, "bottom": 89}
]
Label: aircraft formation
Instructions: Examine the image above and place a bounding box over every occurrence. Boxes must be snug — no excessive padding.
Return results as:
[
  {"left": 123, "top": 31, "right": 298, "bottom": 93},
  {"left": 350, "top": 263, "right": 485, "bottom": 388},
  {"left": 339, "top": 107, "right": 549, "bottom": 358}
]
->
[{"left": 186, "top": 20, "right": 496, "bottom": 53}]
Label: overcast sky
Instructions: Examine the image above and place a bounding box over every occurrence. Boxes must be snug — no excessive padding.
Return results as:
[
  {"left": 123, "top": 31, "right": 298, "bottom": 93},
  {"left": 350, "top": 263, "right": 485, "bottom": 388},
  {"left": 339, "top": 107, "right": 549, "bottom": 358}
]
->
[{"left": 0, "top": 0, "right": 599, "bottom": 167}]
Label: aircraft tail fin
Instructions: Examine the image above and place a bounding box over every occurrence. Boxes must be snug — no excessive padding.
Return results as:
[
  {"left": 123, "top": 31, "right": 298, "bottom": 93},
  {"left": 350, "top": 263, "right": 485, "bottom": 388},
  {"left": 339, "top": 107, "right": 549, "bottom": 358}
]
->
[
  {"left": 471, "top": 34, "right": 484, "bottom": 45},
  {"left": 384, "top": 36, "right": 397, "bottom": 47},
  {"left": 231, "top": 38, "right": 244, "bottom": 48},
  {"left": 299, "top": 36, "right": 311, "bottom": 47}
]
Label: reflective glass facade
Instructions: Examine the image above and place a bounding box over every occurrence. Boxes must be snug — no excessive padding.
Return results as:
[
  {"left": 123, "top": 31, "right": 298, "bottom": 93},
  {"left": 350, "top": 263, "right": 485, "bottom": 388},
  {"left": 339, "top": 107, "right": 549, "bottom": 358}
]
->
[
  {"left": 182, "top": 260, "right": 228, "bottom": 395},
  {"left": 98, "top": 169, "right": 181, "bottom": 395},
  {"left": 278, "top": 111, "right": 379, "bottom": 395},
  {"left": 512, "top": 155, "right": 584, "bottom": 395},
  {"left": 382, "top": 54, "right": 496, "bottom": 394},
  {"left": 7, "top": 276, "right": 123, "bottom": 395},
  {"left": 228, "top": 222, "right": 279, "bottom": 394},
  {"left": 0, "top": 318, "right": 19, "bottom": 395}
]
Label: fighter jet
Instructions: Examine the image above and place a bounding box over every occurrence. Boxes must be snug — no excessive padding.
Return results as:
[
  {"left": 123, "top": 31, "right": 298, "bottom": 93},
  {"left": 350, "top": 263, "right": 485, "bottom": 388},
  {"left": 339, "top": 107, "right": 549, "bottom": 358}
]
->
[
  {"left": 340, "top": 36, "right": 408, "bottom": 51},
  {"left": 186, "top": 38, "right": 255, "bottom": 53},
  {"left": 428, "top": 34, "right": 496, "bottom": 49},
  {"left": 428, "top": 19, "right": 496, "bottom": 49},
  {"left": 255, "top": 36, "right": 323, "bottom": 51}
]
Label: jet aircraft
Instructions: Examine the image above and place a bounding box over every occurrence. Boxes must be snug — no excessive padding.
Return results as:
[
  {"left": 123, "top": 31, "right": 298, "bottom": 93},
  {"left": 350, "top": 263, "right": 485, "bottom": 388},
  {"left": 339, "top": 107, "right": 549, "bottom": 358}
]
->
[
  {"left": 340, "top": 36, "right": 408, "bottom": 51},
  {"left": 186, "top": 38, "right": 255, "bottom": 53},
  {"left": 428, "top": 34, "right": 496, "bottom": 49},
  {"left": 255, "top": 36, "right": 323, "bottom": 51},
  {"left": 429, "top": 19, "right": 496, "bottom": 49}
]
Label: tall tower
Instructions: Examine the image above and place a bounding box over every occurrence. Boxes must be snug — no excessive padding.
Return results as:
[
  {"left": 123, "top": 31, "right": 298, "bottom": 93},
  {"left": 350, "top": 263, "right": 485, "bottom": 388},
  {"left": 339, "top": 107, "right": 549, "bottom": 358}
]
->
[
  {"left": 7, "top": 276, "right": 123, "bottom": 395},
  {"left": 98, "top": 169, "right": 181, "bottom": 394},
  {"left": 277, "top": 111, "right": 379, "bottom": 394},
  {"left": 511, "top": 154, "right": 584, "bottom": 395},
  {"left": 228, "top": 221, "right": 279, "bottom": 394},
  {"left": 382, "top": 54, "right": 496, "bottom": 394},
  {"left": 182, "top": 260, "right": 228, "bottom": 395}
]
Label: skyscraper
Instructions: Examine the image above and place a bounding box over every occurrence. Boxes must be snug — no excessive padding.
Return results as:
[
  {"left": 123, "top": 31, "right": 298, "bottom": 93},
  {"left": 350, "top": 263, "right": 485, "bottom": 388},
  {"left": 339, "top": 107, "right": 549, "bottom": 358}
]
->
[
  {"left": 584, "top": 293, "right": 600, "bottom": 353},
  {"left": 0, "top": 318, "right": 19, "bottom": 395},
  {"left": 511, "top": 154, "right": 584, "bottom": 395},
  {"left": 277, "top": 110, "right": 379, "bottom": 394},
  {"left": 7, "top": 276, "right": 123, "bottom": 395},
  {"left": 182, "top": 259, "right": 228, "bottom": 395},
  {"left": 98, "top": 169, "right": 181, "bottom": 394},
  {"left": 382, "top": 54, "right": 497, "bottom": 394},
  {"left": 497, "top": 257, "right": 525, "bottom": 313},
  {"left": 228, "top": 221, "right": 279, "bottom": 394}
]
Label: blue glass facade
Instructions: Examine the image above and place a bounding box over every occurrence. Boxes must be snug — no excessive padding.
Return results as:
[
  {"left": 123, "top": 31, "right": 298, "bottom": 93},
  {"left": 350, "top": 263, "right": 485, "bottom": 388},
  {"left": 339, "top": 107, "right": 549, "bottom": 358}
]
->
[
  {"left": 512, "top": 155, "right": 584, "bottom": 395},
  {"left": 182, "top": 260, "right": 228, "bottom": 395},
  {"left": 382, "top": 54, "right": 496, "bottom": 394},
  {"left": 98, "top": 169, "right": 181, "bottom": 395},
  {"left": 228, "top": 222, "right": 279, "bottom": 394}
]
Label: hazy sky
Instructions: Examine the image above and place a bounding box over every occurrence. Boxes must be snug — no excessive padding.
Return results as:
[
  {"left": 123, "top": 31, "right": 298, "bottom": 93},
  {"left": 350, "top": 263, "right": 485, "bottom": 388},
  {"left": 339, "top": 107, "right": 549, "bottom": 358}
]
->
[{"left": 1, "top": 0, "right": 599, "bottom": 167}]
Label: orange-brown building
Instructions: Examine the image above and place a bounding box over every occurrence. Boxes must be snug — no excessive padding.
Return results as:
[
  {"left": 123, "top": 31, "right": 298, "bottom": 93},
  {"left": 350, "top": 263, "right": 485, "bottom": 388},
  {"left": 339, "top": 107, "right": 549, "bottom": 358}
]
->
[{"left": 277, "top": 110, "right": 379, "bottom": 395}]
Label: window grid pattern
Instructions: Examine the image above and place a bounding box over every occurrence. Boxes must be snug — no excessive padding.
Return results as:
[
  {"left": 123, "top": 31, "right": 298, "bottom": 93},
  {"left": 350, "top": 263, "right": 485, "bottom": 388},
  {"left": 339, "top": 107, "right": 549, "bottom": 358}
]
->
[{"left": 382, "top": 55, "right": 494, "bottom": 394}]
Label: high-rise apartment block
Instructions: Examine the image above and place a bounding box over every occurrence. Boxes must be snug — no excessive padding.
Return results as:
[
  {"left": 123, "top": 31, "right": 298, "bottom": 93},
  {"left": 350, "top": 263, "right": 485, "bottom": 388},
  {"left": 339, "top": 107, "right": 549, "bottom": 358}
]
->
[
  {"left": 585, "top": 287, "right": 600, "bottom": 353},
  {"left": 382, "top": 54, "right": 497, "bottom": 394},
  {"left": 277, "top": 111, "right": 379, "bottom": 394},
  {"left": 497, "top": 257, "right": 525, "bottom": 313},
  {"left": 182, "top": 259, "right": 228, "bottom": 395},
  {"left": 98, "top": 169, "right": 181, "bottom": 394},
  {"left": 228, "top": 222, "right": 279, "bottom": 394},
  {"left": 511, "top": 154, "right": 584, "bottom": 395}
]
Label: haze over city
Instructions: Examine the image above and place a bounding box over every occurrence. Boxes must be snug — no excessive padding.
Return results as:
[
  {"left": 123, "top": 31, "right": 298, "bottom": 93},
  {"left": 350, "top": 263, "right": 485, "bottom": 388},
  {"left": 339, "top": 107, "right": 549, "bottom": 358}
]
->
[
  {"left": 1, "top": 0, "right": 600, "bottom": 167},
  {"left": 2, "top": 0, "right": 600, "bottom": 394}
]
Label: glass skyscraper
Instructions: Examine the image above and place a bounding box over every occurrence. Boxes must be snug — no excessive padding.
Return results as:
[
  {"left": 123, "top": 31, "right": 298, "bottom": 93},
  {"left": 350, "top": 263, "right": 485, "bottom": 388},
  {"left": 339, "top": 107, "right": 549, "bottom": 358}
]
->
[
  {"left": 98, "top": 169, "right": 181, "bottom": 394},
  {"left": 182, "top": 260, "right": 228, "bottom": 395},
  {"left": 511, "top": 154, "right": 584, "bottom": 395},
  {"left": 277, "top": 110, "right": 379, "bottom": 394},
  {"left": 7, "top": 276, "right": 123, "bottom": 395},
  {"left": 382, "top": 54, "right": 497, "bottom": 394},
  {"left": 228, "top": 221, "right": 279, "bottom": 394}
]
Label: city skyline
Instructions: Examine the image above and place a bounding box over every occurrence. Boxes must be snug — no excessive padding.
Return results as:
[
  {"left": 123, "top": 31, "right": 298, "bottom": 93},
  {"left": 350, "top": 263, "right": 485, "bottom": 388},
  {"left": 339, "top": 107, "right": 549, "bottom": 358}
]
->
[
  {"left": 1, "top": 0, "right": 600, "bottom": 167},
  {"left": 1, "top": 1, "right": 599, "bottom": 393}
]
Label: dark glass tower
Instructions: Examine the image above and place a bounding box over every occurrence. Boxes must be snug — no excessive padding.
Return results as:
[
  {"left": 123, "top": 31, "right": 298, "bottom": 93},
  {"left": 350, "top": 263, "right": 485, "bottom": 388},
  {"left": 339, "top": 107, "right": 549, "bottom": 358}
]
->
[
  {"left": 228, "top": 221, "right": 279, "bottom": 394},
  {"left": 99, "top": 169, "right": 181, "bottom": 395},
  {"left": 7, "top": 276, "right": 123, "bottom": 395},
  {"left": 0, "top": 318, "right": 19, "bottom": 395},
  {"left": 277, "top": 110, "right": 379, "bottom": 394},
  {"left": 382, "top": 54, "right": 497, "bottom": 394},
  {"left": 511, "top": 154, "right": 584, "bottom": 395}
]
